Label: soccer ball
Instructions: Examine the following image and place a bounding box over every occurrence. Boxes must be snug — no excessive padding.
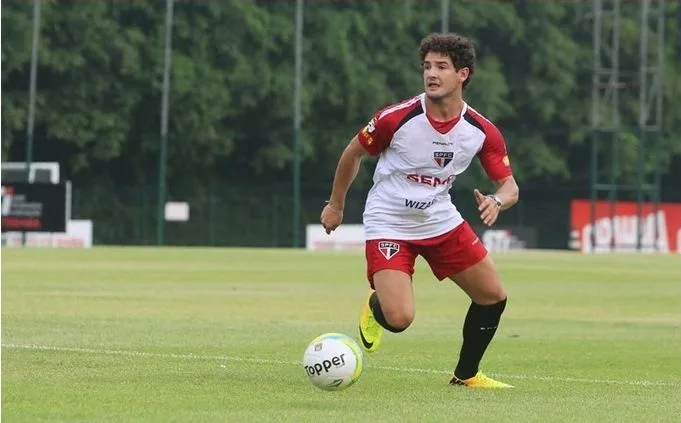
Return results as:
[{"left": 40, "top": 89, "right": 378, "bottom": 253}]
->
[{"left": 302, "top": 333, "right": 365, "bottom": 391}]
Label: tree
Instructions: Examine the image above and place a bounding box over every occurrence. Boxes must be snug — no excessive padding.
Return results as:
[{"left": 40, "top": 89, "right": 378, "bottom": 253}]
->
[{"left": 2, "top": 0, "right": 679, "bottom": 245}]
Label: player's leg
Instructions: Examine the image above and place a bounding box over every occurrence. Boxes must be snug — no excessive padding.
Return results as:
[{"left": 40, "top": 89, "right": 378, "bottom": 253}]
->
[
  {"left": 421, "top": 222, "right": 512, "bottom": 388},
  {"left": 447, "top": 254, "right": 511, "bottom": 387},
  {"left": 370, "top": 269, "right": 415, "bottom": 332},
  {"left": 359, "top": 239, "right": 418, "bottom": 352}
]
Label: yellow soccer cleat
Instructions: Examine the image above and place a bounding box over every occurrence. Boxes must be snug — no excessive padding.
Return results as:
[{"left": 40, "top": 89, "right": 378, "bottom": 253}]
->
[
  {"left": 358, "top": 290, "right": 383, "bottom": 353},
  {"left": 449, "top": 371, "right": 514, "bottom": 388}
]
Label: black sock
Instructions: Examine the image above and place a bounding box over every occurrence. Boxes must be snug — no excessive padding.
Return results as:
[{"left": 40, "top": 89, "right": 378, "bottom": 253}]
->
[
  {"left": 454, "top": 298, "right": 507, "bottom": 380},
  {"left": 369, "top": 291, "right": 406, "bottom": 333}
]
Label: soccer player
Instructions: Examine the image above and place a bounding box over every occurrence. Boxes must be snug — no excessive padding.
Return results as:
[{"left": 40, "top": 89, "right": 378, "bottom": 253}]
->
[{"left": 320, "top": 33, "right": 519, "bottom": 388}]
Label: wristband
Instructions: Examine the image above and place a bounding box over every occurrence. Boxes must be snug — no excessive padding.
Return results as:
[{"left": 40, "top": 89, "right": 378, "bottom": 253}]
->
[{"left": 324, "top": 200, "right": 343, "bottom": 213}]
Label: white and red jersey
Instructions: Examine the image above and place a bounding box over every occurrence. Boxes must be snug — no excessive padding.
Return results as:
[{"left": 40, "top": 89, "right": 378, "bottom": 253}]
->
[{"left": 356, "top": 93, "right": 513, "bottom": 240}]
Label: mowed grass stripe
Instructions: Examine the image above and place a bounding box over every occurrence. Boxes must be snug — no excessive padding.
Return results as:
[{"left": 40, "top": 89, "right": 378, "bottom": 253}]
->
[{"left": 4, "top": 343, "right": 679, "bottom": 388}]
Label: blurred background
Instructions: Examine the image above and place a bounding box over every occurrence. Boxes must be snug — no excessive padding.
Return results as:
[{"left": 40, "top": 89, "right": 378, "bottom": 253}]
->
[{"left": 2, "top": 0, "right": 680, "bottom": 251}]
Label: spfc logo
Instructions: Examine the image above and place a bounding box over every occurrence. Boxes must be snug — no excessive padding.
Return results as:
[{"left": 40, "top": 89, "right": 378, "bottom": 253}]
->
[
  {"left": 378, "top": 241, "right": 400, "bottom": 260},
  {"left": 433, "top": 151, "right": 454, "bottom": 168}
]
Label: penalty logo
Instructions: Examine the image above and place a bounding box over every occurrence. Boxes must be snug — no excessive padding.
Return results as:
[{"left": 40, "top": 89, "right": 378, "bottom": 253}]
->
[
  {"left": 433, "top": 151, "right": 454, "bottom": 168},
  {"left": 362, "top": 118, "right": 377, "bottom": 145},
  {"left": 378, "top": 241, "right": 400, "bottom": 260}
]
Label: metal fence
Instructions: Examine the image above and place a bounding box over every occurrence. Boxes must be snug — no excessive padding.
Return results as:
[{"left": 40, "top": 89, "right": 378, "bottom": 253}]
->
[{"left": 70, "top": 180, "right": 680, "bottom": 248}]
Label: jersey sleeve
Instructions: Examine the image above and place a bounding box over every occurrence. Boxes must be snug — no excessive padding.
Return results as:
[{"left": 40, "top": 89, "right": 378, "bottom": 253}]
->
[
  {"left": 477, "top": 123, "right": 513, "bottom": 181},
  {"left": 356, "top": 111, "right": 394, "bottom": 156}
]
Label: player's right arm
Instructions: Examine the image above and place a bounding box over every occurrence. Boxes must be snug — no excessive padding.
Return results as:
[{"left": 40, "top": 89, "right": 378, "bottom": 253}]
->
[
  {"left": 321, "top": 111, "right": 394, "bottom": 234},
  {"left": 320, "top": 136, "right": 366, "bottom": 234},
  {"left": 327, "top": 136, "right": 366, "bottom": 211}
]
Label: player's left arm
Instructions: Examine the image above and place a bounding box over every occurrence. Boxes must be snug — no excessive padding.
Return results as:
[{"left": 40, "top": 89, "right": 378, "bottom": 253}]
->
[
  {"left": 473, "top": 176, "right": 519, "bottom": 227},
  {"left": 490, "top": 175, "right": 519, "bottom": 211},
  {"left": 474, "top": 123, "right": 520, "bottom": 226}
]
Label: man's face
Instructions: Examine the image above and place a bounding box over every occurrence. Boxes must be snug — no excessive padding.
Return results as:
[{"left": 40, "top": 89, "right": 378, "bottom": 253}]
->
[{"left": 422, "top": 51, "right": 469, "bottom": 101}]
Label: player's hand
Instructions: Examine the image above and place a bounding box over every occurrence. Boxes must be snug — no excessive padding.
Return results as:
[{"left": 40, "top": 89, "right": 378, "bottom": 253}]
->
[
  {"left": 473, "top": 189, "right": 500, "bottom": 227},
  {"left": 320, "top": 203, "right": 343, "bottom": 234}
]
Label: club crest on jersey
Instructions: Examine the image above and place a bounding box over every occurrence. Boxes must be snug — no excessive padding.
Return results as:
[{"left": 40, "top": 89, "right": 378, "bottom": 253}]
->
[
  {"left": 433, "top": 151, "right": 454, "bottom": 168},
  {"left": 378, "top": 241, "right": 400, "bottom": 260}
]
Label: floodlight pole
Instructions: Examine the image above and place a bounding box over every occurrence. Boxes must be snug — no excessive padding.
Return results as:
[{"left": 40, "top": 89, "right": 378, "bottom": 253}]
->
[
  {"left": 441, "top": 0, "right": 450, "bottom": 33},
  {"left": 21, "top": 0, "right": 42, "bottom": 247},
  {"left": 26, "top": 0, "right": 41, "bottom": 182},
  {"left": 156, "top": 0, "right": 174, "bottom": 246},
  {"left": 292, "top": 0, "right": 304, "bottom": 248}
]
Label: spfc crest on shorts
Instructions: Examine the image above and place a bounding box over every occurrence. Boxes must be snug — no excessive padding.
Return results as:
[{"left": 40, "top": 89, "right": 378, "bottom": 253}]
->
[
  {"left": 433, "top": 151, "right": 454, "bottom": 167},
  {"left": 378, "top": 241, "right": 400, "bottom": 260}
]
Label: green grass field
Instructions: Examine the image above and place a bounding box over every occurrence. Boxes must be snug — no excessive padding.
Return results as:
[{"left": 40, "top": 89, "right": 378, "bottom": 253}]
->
[{"left": 2, "top": 248, "right": 680, "bottom": 422}]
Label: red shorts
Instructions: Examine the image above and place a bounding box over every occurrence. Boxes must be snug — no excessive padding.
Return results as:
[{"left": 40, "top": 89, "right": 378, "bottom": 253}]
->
[{"left": 365, "top": 221, "right": 487, "bottom": 284}]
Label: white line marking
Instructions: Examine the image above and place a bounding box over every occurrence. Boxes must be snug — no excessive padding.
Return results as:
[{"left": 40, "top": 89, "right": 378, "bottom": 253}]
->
[{"left": 3, "top": 344, "right": 678, "bottom": 388}]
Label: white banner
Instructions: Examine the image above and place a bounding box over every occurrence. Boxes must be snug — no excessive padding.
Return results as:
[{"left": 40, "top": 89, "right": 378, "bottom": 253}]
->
[
  {"left": 2, "top": 219, "right": 93, "bottom": 248},
  {"left": 306, "top": 224, "right": 365, "bottom": 251},
  {"left": 305, "top": 224, "right": 531, "bottom": 252}
]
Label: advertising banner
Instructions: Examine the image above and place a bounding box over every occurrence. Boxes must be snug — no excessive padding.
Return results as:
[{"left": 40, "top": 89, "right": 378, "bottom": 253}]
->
[
  {"left": 472, "top": 226, "right": 537, "bottom": 252},
  {"left": 1, "top": 183, "right": 67, "bottom": 232},
  {"left": 570, "top": 199, "right": 681, "bottom": 253}
]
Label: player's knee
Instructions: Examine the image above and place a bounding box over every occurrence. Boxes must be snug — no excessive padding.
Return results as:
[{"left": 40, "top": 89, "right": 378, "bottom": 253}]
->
[
  {"left": 475, "top": 285, "right": 507, "bottom": 305},
  {"left": 489, "top": 287, "right": 507, "bottom": 304},
  {"left": 384, "top": 309, "right": 414, "bottom": 332}
]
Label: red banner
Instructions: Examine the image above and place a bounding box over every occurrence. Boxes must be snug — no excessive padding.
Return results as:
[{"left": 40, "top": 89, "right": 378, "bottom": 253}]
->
[{"left": 570, "top": 199, "right": 681, "bottom": 253}]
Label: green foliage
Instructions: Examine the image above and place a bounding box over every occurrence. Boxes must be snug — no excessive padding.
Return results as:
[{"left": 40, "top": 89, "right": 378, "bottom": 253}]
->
[{"left": 1, "top": 0, "right": 679, "bottom": 233}]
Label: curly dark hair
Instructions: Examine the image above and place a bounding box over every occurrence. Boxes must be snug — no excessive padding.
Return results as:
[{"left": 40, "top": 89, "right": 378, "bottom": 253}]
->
[{"left": 419, "top": 33, "right": 476, "bottom": 89}]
